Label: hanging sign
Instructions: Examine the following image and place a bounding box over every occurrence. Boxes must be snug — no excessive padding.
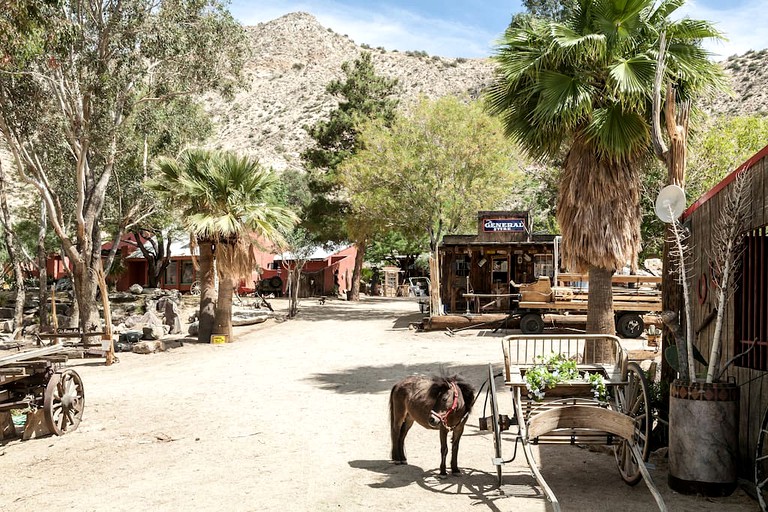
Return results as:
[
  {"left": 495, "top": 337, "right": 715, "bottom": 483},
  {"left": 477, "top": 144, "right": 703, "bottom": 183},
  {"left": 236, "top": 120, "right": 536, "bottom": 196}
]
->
[{"left": 483, "top": 219, "right": 525, "bottom": 232}]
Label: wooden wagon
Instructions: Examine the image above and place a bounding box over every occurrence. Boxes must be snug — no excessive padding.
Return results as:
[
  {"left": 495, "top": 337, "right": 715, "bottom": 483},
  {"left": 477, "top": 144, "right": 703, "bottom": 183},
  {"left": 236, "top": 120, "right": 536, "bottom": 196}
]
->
[
  {"left": 0, "top": 345, "right": 85, "bottom": 440},
  {"left": 484, "top": 334, "right": 666, "bottom": 511}
]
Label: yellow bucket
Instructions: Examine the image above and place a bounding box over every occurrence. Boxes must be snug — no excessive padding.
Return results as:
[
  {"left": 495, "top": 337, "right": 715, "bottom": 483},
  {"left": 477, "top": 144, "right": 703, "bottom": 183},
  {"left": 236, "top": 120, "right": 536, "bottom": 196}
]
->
[{"left": 211, "top": 335, "right": 228, "bottom": 344}]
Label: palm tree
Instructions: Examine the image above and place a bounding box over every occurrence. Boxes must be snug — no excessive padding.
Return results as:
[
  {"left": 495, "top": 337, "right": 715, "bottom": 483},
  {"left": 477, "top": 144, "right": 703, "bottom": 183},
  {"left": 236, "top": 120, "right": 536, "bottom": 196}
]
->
[
  {"left": 486, "top": 0, "right": 723, "bottom": 334},
  {"left": 150, "top": 150, "right": 297, "bottom": 342}
]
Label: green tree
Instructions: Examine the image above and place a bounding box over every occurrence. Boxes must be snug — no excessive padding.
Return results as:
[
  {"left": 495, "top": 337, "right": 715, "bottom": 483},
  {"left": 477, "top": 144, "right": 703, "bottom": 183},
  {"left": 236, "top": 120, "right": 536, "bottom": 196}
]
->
[
  {"left": 150, "top": 150, "right": 296, "bottom": 342},
  {"left": 302, "top": 51, "right": 399, "bottom": 300},
  {"left": 342, "top": 96, "right": 522, "bottom": 314},
  {"left": 486, "top": 0, "right": 723, "bottom": 334},
  {"left": 0, "top": 0, "right": 248, "bottom": 333}
]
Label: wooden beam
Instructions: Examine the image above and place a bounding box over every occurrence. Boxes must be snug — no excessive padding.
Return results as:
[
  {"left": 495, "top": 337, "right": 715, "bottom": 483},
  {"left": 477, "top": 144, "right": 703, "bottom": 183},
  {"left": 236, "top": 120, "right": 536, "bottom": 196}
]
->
[{"left": 527, "top": 405, "right": 635, "bottom": 440}]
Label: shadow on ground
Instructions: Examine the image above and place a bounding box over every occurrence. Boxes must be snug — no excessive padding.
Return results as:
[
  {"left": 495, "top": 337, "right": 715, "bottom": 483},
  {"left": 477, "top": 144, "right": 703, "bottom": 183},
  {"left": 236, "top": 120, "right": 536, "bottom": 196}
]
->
[
  {"left": 306, "top": 362, "right": 495, "bottom": 394},
  {"left": 349, "top": 459, "right": 543, "bottom": 512}
]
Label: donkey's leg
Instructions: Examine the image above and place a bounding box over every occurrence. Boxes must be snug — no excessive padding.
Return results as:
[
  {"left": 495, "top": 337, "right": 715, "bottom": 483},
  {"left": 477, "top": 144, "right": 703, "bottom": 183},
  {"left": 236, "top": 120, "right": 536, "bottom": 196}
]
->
[
  {"left": 439, "top": 427, "right": 449, "bottom": 476},
  {"left": 450, "top": 422, "right": 466, "bottom": 474},
  {"left": 396, "top": 417, "right": 414, "bottom": 464},
  {"left": 390, "top": 394, "right": 408, "bottom": 463}
]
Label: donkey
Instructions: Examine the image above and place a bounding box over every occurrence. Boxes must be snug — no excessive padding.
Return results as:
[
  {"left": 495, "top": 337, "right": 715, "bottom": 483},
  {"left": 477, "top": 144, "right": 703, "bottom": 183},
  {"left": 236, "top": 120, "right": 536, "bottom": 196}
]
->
[{"left": 389, "top": 375, "right": 475, "bottom": 475}]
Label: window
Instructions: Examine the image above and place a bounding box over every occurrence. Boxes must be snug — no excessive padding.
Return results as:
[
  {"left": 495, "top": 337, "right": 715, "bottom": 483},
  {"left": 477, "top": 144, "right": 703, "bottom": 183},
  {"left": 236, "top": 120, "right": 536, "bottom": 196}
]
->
[
  {"left": 455, "top": 255, "right": 470, "bottom": 277},
  {"left": 491, "top": 257, "right": 508, "bottom": 284},
  {"left": 165, "top": 261, "right": 178, "bottom": 285},
  {"left": 534, "top": 254, "right": 554, "bottom": 279},
  {"left": 181, "top": 261, "right": 194, "bottom": 284},
  {"left": 735, "top": 226, "right": 768, "bottom": 370}
]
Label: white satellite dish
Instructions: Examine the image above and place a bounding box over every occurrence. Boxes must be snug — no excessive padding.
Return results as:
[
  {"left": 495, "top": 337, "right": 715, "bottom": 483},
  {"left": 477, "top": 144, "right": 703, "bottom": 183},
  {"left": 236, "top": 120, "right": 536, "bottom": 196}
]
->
[{"left": 655, "top": 185, "right": 686, "bottom": 223}]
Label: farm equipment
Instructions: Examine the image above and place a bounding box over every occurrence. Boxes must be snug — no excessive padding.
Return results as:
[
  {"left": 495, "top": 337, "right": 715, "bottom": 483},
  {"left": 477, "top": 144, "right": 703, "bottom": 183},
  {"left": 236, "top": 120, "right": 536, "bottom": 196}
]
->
[
  {"left": 0, "top": 345, "right": 84, "bottom": 440},
  {"left": 482, "top": 334, "right": 665, "bottom": 511}
]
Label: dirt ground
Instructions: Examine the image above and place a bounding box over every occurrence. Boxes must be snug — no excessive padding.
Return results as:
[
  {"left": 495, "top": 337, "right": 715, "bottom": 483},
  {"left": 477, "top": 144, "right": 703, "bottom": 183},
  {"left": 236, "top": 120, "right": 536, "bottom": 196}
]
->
[{"left": 0, "top": 297, "right": 759, "bottom": 511}]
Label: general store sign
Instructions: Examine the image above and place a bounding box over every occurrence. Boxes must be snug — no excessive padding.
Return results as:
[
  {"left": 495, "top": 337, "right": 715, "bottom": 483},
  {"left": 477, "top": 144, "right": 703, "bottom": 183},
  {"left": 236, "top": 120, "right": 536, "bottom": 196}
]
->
[{"left": 483, "top": 218, "right": 525, "bottom": 232}]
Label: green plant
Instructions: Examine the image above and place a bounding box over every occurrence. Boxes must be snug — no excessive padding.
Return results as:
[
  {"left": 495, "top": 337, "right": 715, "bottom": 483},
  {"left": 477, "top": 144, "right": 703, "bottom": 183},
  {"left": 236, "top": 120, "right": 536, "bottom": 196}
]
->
[{"left": 523, "top": 353, "right": 607, "bottom": 402}]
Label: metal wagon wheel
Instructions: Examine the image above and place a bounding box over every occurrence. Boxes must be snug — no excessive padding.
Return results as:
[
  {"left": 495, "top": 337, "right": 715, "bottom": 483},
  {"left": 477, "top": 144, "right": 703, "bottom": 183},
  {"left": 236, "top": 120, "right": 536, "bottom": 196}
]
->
[
  {"left": 487, "top": 363, "right": 504, "bottom": 486},
  {"left": 189, "top": 281, "right": 201, "bottom": 295},
  {"left": 755, "top": 404, "right": 768, "bottom": 511},
  {"left": 614, "top": 362, "right": 651, "bottom": 485},
  {"left": 44, "top": 368, "right": 85, "bottom": 435}
]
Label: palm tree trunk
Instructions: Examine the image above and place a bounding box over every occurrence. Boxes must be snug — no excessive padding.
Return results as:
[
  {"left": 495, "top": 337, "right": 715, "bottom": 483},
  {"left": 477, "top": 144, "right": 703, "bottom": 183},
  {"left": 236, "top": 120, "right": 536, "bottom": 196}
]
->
[
  {"left": 197, "top": 240, "right": 216, "bottom": 343},
  {"left": 213, "top": 274, "right": 234, "bottom": 341},
  {"left": 349, "top": 240, "right": 365, "bottom": 301},
  {"left": 585, "top": 266, "right": 615, "bottom": 362}
]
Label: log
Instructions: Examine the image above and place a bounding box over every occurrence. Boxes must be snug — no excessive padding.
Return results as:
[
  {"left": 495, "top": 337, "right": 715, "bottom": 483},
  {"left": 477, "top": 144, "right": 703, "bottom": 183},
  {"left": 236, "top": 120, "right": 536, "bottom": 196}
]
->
[{"left": 422, "top": 314, "right": 512, "bottom": 331}]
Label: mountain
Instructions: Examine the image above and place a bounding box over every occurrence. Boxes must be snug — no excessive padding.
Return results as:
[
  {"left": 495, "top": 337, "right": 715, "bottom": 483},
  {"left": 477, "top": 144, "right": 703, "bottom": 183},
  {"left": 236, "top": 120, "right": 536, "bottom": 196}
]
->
[
  {"left": 710, "top": 49, "right": 768, "bottom": 117},
  {"left": 204, "top": 12, "right": 494, "bottom": 172}
]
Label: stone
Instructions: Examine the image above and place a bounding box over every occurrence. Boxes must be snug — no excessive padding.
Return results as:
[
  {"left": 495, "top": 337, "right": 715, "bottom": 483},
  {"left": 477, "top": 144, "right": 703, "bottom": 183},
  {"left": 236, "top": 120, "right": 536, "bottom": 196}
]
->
[
  {"left": 129, "top": 284, "right": 143, "bottom": 294},
  {"left": 132, "top": 340, "right": 165, "bottom": 354},
  {"left": 109, "top": 292, "right": 137, "bottom": 303},
  {"left": 142, "top": 325, "right": 164, "bottom": 340},
  {"left": 163, "top": 299, "right": 182, "bottom": 335},
  {"left": 0, "top": 320, "right": 13, "bottom": 333}
]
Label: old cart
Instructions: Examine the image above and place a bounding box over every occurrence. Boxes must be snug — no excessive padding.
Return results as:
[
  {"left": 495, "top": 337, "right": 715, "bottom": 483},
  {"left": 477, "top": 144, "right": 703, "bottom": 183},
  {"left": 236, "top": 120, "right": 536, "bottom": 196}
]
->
[
  {"left": 484, "top": 334, "right": 665, "bottom": 511},
  {"left": 0, "top": 345, "right": 85, "bottom": 440}
]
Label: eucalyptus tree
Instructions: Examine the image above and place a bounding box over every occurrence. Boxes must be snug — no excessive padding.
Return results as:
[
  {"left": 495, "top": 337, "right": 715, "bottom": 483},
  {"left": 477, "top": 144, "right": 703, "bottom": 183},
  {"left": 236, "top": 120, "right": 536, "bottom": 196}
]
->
[
  {"left": 0, "top": 0, "right": 248, "bottom": 333},
  {"left": 150, "top": 150, "right": 296, "bottom": 342},
  {"left": 342, "top": 96, "right": 522, "bottom": 314},
  {"left": 486, "top": 0, "right": 724, "bottom": 334}
]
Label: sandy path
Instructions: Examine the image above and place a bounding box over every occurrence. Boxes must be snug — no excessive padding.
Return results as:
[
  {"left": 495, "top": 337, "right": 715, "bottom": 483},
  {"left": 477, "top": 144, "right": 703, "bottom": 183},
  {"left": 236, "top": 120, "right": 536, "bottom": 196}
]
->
[{"left": 0, "top": 297, "right": 756, "bottom": 511}]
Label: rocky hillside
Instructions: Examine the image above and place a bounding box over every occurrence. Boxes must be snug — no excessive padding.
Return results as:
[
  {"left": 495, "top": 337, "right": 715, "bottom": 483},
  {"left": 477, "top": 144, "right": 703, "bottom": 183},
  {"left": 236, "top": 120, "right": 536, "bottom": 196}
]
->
[
  {"left": 712, "top": 49, "right": 768, "bottom": 117},
  {"left": 204, "top": 12, "right": 494, "bottom": 172}
]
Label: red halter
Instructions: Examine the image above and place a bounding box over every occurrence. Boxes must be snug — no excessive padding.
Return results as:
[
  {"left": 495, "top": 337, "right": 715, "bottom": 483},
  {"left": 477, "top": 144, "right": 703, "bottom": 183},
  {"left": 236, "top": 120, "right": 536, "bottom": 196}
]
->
[{"left": 430, "top": 381, "right": 460, "bottom": 428}]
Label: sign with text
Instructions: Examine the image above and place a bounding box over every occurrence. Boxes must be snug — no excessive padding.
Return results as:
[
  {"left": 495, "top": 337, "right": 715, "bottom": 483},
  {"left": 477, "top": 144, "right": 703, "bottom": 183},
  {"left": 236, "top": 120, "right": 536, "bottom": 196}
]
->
[{"left": 483, "top": 218, "right": 526, "bottom": 233}]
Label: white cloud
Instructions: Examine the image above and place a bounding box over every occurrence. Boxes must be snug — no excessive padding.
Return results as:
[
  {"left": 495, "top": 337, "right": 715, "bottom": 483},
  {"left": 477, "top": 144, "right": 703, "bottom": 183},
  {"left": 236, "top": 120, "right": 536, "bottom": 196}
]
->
[
  {"left": 677, "top": 0, "right": 768, "bottom": 60},
  {"left": 229, "top": 1, "right": 500, "bottom": 58}
]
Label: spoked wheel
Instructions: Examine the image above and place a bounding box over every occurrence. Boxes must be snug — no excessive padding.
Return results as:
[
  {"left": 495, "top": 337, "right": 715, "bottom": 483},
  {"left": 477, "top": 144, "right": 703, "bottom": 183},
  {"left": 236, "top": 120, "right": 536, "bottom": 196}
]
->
[
  {"left": 614, "top": 362, "right": 651, "bottom": 485},
  {"left": 755, "top": 405, "right": 768, "bottom": 511},
  {"left": 189, "top": 281, "right": 201, "bottom": 295},
  {"left": 488, "top": 363, "right": 504, "bottom": 486},
  {"left": 44, "top": 369, "right": 85, "bottom": 435}
]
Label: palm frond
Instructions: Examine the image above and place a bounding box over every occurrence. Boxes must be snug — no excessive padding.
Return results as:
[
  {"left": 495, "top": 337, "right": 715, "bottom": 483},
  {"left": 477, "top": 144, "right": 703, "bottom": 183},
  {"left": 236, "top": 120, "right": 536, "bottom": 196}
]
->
[{"left": 609, "top": 54, "right": 656, "bottom": 95}]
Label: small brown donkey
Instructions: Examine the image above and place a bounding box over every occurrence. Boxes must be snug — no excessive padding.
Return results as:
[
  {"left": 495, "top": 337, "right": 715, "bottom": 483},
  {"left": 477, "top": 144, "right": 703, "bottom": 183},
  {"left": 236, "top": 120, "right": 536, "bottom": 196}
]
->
[{"left": 389, "top": 375, "right": 475, "bottom": 475}]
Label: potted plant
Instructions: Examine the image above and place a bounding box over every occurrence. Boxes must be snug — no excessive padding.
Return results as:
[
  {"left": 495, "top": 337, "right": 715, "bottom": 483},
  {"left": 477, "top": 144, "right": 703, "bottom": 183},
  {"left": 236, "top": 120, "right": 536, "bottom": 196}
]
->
[{"left": 657, "top": 173, "right": 750, "bottom": 496}]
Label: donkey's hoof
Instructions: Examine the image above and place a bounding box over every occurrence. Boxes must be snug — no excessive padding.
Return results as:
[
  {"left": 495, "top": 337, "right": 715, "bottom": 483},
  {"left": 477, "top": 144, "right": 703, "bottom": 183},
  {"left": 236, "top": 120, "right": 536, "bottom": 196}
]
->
[
  {"left": 451, "top": 469, "right": 462, "bottom": 475},
  {"left": 393, "top": 460, "right": 407, "bottom": 465}
]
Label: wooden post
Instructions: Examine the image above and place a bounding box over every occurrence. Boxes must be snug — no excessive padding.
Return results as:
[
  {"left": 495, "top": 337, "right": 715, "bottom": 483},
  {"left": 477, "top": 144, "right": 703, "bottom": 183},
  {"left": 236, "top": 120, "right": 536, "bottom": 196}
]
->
[
  {"left": 96, "top": 265, "right": 115, "bottom": 366},
  {"left": 50, "top": 284, "right": 58, "bottom": 345}
]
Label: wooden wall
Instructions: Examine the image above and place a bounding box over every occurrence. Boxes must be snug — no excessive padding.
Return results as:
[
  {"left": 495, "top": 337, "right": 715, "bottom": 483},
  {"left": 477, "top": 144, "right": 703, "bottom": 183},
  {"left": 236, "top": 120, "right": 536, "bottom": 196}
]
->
[{"left": 685, "top": 150, "right": 768, "bottom": 473}]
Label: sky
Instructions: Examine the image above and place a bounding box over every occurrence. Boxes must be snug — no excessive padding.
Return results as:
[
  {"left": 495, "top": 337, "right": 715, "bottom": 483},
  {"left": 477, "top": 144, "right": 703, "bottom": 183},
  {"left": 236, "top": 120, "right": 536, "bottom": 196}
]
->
[{"left": 229, "top": 0, "right": 768, "bottom": 60}]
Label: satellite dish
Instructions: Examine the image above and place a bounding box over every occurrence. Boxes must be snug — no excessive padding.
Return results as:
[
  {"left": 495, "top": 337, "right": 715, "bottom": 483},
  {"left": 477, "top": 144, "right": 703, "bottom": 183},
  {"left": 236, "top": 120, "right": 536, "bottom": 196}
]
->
[{"left": 655, "top": 185, "right": 686, "bottom": 223}]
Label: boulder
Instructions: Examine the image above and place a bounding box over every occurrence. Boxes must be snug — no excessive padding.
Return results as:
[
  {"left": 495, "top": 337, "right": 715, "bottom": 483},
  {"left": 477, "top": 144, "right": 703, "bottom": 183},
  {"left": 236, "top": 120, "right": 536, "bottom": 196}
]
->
[
  {"left": 132, "top": 340, "right": 165, "bottom": 354},
  {"left": 163, "top": 299, "right": 182, "bottom": 334},
  {"left": 142, "top": 325, "right": 164, "bottom": 340},
  {"left": 128, "top": 284, "right": 143, "bottom": 294},
  {"left": 0, "top": 320, "right": 13, "bottom": 333},
  {"left": 109, "top": 292, "right": 137, "bottom": 303}
]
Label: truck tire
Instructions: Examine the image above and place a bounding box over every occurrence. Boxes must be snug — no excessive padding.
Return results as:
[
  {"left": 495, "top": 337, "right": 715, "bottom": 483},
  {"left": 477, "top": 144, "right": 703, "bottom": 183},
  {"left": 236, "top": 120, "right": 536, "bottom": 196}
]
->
[
  {"left": 617, "top": 313, "right": 644, "bottom": 338},
  {"left": 520, "top": 313, "right": 544, "bottom": 334}
]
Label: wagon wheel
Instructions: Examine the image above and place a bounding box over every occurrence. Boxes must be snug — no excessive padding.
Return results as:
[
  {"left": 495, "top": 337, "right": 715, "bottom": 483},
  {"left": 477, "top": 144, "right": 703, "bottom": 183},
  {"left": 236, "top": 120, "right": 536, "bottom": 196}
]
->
[
  {"left": 614, "top": 362, "right": 650, "bottom": 485},
  {"left": 44, "top": 369, "right": 85, "bottom": 436},
  {"left": 487, "top": 363, "right": 504, "bottom": 486},
  {"left": 189, "top": 281, "right": 201, "bottom": 295},
  {"left": 755, "top": 404, "right": 768, "bottom": 511}
]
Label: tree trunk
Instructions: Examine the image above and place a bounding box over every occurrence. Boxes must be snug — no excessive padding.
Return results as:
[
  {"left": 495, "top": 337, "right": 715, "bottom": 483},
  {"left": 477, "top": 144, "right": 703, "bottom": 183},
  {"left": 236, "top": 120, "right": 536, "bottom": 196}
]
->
[
  {"left": 71, "top": 260, "right": 101, "bottom": 332},
  {"left": 197, "top": 240, "right": 216, "bottom": 343},
  {"left": 586, "top": 266, "right": 615, "bottom": 334},
  {"left": 585, "top": 266, "right": 616, "bottom": 363},
  {"left": 349, "top": 241, "right": 365, "bottom": 301},
  {"left": 212, "top": 274, "right": 234, "bottom": 341},
  {"left": 429, "top": 247, "right": 442, "bottom": 316},
  {"left": 0, "top": 160, "right": 25, "bottom": 331},
  {"left": 288, "top": 267, "right": 301, "bottom": 318},
  {"left": 37, "top": 200, "right": 49, "bottom": 330}
]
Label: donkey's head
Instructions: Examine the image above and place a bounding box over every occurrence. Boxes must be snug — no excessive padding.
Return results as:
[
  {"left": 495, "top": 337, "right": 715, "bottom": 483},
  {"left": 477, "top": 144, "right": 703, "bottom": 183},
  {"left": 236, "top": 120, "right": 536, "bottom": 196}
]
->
[{"left": 428, "top": 377, "right": 473, "bottom": 428}]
